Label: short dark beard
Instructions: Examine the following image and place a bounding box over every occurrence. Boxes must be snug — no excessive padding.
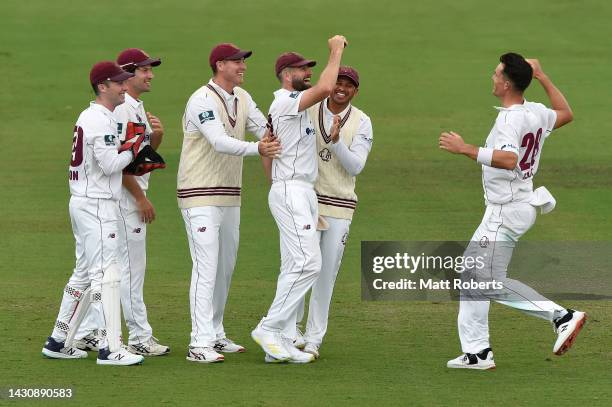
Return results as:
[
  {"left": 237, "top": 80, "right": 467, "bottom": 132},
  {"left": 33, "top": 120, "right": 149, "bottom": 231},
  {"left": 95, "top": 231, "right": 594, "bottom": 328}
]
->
[{"left": 291, "top": 77, "right": 311, "bottom": 91}]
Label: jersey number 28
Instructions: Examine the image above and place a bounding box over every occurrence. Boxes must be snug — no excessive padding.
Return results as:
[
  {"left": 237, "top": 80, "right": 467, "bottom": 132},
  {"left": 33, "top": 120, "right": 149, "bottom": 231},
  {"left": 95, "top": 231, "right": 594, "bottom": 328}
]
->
[{"left": 519, "top": 128, "right": 542, "bottom": 173}]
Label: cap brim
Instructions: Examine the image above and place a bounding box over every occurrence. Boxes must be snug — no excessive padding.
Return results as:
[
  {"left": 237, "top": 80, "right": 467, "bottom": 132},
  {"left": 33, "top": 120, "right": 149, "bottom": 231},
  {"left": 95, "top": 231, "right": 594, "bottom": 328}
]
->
[
  {"left": 226, "top": 50, "right": 252, "bottom": 60},
  {"left": 290, "top": 59, "right": 317, "bottom": 69},
  {"left": 109, "top": 71, "right": 135, "bottom": 82},
  {"left": 135, "top": 57, "right": 162, "bottom": 67},
  {"left": 338, "top": 74, "right": 359, "bottom": 87}
]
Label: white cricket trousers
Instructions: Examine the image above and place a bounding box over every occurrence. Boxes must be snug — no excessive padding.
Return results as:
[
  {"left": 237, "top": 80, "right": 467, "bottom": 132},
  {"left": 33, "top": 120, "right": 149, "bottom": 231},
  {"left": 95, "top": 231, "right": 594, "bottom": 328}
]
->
[
  {"left": 458, "top": 202, "right": 564, "bottom": 354},
  {"left": 117, "top": 192, "right": 153, "bottom": 344},
  {"left": 51, "top": 196, "right": 119, "bottom": 348},
  {"left": 299, "top": 216, "right": 351, "bottom": 346},
  {"left": 182, "top": 206, "right": 239, "bottom": 348},
  {"left": 261, "top": 181, "right": 322, "bottom": 334}
]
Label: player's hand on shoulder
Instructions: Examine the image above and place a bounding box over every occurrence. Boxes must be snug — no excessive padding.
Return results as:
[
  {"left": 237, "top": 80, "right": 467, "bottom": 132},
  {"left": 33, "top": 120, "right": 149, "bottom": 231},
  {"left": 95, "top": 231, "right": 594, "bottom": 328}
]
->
[
  {"left": 439, "top": 131, "right": 465, "bottom": 154},
  {"left": 328, "top": 35, "right": 347, "bottom": 51},
  {"left": 526, "top": 59, "right": 545, "bottom": 80},
  {"left": 136, "top": 196, "right": 156, "bottom": 224},
  {"left": 147, "top": 111, "right": 164, "bottom": 137},
  {"left": 258, "top": 134, "right": 281, "bottom": 158}
]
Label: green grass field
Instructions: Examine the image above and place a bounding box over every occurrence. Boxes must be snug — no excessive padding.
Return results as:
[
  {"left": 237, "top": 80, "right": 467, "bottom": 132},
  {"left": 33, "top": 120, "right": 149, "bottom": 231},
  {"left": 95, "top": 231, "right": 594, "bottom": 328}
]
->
[{"left": 1, "top": 0, "right": 611, "bottom": 405}]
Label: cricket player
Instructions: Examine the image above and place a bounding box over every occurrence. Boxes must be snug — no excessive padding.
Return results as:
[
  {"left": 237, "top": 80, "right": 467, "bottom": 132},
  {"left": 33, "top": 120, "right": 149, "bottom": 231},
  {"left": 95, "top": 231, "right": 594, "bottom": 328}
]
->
[
  {"left": 114, "top": 48, "right": 169, "bottom": 356},
  {"left": 73, "top": 49, "right": 169, "bottom": 356},
  {"left": 295, "top": 66, "right": 373, "bottom": 359},
  {"left": 439, "top": 53, "right": 586, "bottom": 370},
  {"left": 177, "top": 43, "right": 280, "bottom": 363},
  {"left": 42, "top": 61, "right": 144, "bottom": 366},
  {"left": 251, "top": 35, "right": 347, "bottom": 364}
]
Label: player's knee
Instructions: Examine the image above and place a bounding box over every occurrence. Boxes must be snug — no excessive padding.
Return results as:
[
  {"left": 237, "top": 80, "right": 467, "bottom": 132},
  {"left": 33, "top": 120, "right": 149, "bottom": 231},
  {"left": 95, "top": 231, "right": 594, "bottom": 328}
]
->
[{"left": 304, "top": 253, "right": 322, "bottom": 275}]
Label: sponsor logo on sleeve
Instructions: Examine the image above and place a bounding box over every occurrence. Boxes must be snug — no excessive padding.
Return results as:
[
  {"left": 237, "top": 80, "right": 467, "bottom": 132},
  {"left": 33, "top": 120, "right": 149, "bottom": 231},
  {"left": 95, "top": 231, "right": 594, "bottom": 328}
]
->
[
  {"left": 104, "top": 135, "right": 116, "bottom": 145},
  {"left": 198, "top": 111, "right": 215, "bottom": 123},
  {"left": 289, "top": 91, "right": 299, "bottom": 99}
]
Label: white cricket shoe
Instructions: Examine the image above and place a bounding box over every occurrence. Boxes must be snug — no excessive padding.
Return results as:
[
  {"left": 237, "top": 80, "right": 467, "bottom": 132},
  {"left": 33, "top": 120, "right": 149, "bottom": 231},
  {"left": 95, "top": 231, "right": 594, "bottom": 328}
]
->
[
  {"left": 74, "top": 333, "right": 100, "bottom": 352},
  {"left": 251, "top": 327, "right": 290, "bottom": 361},
  {"left": 294, "top": 325, "right": 306, "bottom": 350},
  {"left": 281, "top": 336, "right": 315, "bottom": 364},
  {"left": 264, "top": 353, "right": 288, "bottom": 363},
  {"left": 128, "top": 336, "right": 170, "bottom": 356},
  {"left": 553, "top": 309, "right": 587, "bottom": 355},
  {"left": 97, "top": 347, "right": 144, "bottom": 366},
  {"left": 303, "top": 342, "right": 320, "bottom": 359},
  {"left": 42, "top": 336, "right": 88, "bottom": 359},
  {"left": 186, "top": 346, "right": 224, "bottom": 363},
  {"left": 213, "top": 338, "right": 245, "bottom": 353},
  {"left": 447, "top": 348, "right": 495, "bottom": 370}
]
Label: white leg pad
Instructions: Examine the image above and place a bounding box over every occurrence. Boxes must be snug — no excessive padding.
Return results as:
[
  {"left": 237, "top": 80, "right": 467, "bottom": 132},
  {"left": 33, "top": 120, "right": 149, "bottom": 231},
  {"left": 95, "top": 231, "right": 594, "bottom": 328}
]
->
[
  {"left": 64, "top": 286, "right": 93, "bottom": 347},
  {"left": 102, "top": 263, "right": 122, "bottom": 352}
]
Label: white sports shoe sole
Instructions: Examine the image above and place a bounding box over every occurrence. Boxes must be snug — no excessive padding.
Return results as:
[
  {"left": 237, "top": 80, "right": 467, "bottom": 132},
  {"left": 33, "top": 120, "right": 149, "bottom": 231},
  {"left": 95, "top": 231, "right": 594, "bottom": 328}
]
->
[
  {"left": 96, "top": 355, "right": 144, "bottom": 366},
  {"left": 447, "top": 352, "right": 496, "bottom": 370},
  {"left": 447, "top": 360, "right": 496, "bottom": 370},
  {"left": 42, "top": 348, "right": 88, "bottom": 359},
  {"left": 264, "top": 353, "right": 314, "bottom": 364},
  {"left": 554, "top": 311, "right": 587, "bottom": 356},
  {"left": 185, "top": 355, "right": 224, "bottom": 363}
]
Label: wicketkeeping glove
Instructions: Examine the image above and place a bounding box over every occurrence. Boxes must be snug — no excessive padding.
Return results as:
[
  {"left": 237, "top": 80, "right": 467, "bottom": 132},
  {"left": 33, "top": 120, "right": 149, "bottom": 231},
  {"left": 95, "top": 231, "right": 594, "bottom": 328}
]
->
[
  {"left": 124, "top": 145, "right": 166, "bottom": 176},
  {"left": 119, "top": 122, "right": 146, "bottom": 158}
]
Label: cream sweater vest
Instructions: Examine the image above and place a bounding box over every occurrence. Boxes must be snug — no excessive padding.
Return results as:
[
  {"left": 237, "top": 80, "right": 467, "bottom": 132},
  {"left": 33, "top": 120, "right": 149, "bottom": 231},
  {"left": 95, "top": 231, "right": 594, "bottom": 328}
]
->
[
  {"left": 310, "top": 101, "right": 364, "bottom": 220},
  {"left": 177, "top": 85, "right": 249, "bottom": 208}
]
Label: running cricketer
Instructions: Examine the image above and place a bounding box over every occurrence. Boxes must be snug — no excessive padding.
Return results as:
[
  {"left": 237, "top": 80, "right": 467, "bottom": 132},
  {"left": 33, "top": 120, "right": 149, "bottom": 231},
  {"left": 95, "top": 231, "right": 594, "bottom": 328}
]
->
[
  {"left": 298, "top": 66, "right": 373, "bottom": 359},
  {"left": 439, "top": 53, "right": 586, "bottom": 370},
  {"left": 42, "top": 61, "right": 144, "bottom": 366},
  {"left": 177, "top": 43, "right": 280, "bottom": 363},
  {"left": 251, "top": 35, "right": 347, "bottom": 364}
]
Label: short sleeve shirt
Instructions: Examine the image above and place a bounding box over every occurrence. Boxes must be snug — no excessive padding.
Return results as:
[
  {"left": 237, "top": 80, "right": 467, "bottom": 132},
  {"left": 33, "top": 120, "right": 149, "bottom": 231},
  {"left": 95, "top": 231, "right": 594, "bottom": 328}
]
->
[{"left": 269, "top": 89, "right": 318, "bottom": 184}]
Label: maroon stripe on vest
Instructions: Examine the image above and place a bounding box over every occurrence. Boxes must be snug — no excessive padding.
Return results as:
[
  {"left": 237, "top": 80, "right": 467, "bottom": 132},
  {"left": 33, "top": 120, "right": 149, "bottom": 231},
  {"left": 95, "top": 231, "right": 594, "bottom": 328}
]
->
[
  {"left": 316, "top": 193, "right": 357, "bottom": 204},
  {"left": 178, "top": 186, "right": 241, "bottom": 192},
  {"left": 317, "top": 199, "right": 356, "bottom": 210},
  {"left": 177, "top": 191, "right": 241, "bottom": 198}
]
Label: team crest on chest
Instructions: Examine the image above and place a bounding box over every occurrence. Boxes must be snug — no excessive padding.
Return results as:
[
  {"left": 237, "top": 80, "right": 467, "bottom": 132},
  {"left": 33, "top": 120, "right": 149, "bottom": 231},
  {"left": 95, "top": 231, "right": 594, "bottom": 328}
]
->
[{"left": 319, "top": 148, "right": 332, "bottom": 162}]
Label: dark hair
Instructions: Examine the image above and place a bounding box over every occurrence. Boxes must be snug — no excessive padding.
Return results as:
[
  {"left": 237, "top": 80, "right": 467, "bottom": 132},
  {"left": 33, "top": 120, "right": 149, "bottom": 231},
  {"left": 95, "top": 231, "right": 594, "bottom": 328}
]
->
[
  {"left": 499, "top": 52, "right": 533, "bottom": 92},
  {"left": 91, "top": 80, "right": 110, "bottom": 96}
]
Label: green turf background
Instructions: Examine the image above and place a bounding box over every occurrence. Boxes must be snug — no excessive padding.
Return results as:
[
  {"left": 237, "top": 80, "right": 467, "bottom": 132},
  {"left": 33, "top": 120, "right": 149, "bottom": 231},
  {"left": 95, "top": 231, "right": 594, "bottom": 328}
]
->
[{"left": 1, "top": 0, "right": 611, "bottom": 405}]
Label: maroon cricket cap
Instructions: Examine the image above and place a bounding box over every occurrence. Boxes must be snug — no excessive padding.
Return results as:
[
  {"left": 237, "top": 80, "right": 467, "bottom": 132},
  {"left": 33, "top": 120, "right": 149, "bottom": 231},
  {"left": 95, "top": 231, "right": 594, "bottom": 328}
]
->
[
  {"left": 209, "top": 43, "right": 252, "bottom": 69},
  {"left": 338, "top": 66, "right": 359, "bottom": 87},
  {"left": 117, "top": 48, "right": 161, "bottom": 70},
  {"left": 89, "top": 61, "right": 134, "bottom": 86},
  {"left": 275, "top": 52, "right": 316, "bottom": 76}
]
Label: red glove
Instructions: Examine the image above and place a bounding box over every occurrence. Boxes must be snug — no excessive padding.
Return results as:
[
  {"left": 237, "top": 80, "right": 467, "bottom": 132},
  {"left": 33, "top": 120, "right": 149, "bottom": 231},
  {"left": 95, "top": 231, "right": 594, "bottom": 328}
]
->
[{"left": 119, "top": 122, "right": 146, "bottom": 158}]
